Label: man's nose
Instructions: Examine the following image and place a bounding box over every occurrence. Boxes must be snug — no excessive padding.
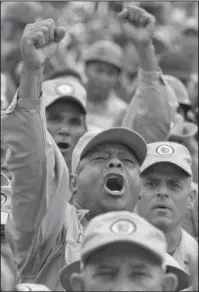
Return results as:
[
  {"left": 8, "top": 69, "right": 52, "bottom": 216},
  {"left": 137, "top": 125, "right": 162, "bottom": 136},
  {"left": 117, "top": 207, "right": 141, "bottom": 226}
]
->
[
  {"left": 107, "top": 158, "right": 123, "bottom": 169},
  {"left": 115, "top": 278, "right": 134, "bottom": 291},
  {"left": 59, "top": 125, "right": 70, "bottom": 136},
  {"left": 156, "top": 183, "right": 169, "bottom": 198}
]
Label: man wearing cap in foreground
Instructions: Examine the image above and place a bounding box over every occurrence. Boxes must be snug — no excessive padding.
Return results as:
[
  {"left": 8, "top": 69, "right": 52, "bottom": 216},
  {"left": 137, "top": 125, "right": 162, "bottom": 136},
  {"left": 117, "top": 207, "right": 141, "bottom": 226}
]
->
[
  {"left": 1, "top": 16, "right": 148, "bottom": 291},
  {"left": 137, "top": 142, "right": 198, "bottom": 274},
  {"left": 60, "top": 211, "right": 190, "bottom": 291}
]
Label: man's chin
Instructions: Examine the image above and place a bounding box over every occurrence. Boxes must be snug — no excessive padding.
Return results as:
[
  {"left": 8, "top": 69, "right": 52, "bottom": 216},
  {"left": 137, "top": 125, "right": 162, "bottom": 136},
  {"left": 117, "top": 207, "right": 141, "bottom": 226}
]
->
[{"left": 150, "top": 217, "right": 172, "bottom": 232}]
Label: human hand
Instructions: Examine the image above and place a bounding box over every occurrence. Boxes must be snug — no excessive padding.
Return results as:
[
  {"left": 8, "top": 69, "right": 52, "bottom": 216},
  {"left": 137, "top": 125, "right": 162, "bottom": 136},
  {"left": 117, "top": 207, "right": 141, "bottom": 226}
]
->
[
  {"left": 20, "top": 19, "right": 66, "bottom": 69},
  {"left": 118, "top": 5, "right": 155, "bottom": 47}
]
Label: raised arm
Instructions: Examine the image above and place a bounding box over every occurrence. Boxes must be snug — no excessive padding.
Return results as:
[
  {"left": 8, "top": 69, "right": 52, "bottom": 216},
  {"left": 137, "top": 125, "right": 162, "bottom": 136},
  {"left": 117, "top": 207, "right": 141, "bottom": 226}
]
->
[
  {"left": 119, "top": 6, "right": 177, "bottom": 143},
  {"left": 1, "top": 20, "right": 69, "bottom": 276}
]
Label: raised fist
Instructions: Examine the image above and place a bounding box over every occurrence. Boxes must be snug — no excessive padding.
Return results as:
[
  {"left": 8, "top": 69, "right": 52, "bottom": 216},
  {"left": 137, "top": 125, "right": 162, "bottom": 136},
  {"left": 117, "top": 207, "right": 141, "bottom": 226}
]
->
[
  {"left": 20, "top": 19, "right": 66, "bottom": 69},
  {"left": 118, "top": 5, "right": 155, "bottom": 47}
]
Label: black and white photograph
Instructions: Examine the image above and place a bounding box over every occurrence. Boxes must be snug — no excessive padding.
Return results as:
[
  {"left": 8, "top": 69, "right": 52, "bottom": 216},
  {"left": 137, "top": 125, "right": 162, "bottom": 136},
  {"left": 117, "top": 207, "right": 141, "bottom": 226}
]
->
[{"left": 1, "top": 1, "right": 198, "bottom": 291}]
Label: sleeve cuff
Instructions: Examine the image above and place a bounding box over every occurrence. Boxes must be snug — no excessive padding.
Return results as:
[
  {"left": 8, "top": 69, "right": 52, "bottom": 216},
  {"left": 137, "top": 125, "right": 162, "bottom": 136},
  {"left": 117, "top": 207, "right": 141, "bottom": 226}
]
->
[
  {"left": 2, "top": 89, "right": 43, "bottom": 115},
  {"left": 138, "top": 67, "right": 165, "bottom": 84}
]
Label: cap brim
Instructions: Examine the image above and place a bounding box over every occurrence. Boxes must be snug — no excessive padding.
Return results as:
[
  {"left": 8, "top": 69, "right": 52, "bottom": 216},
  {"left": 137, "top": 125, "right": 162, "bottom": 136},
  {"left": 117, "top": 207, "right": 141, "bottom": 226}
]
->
[
  {"left": 44, "top": 95, "right": 86, "bottom": 114},
  {"left": 170, "top": 122, "right": 198, "bottom": 139},
  {"left": 1, "top": 212, "right": 8, "bottom": 225},
  {"left": 81, "top": 127, "right": 147, "bottom": 165},
  {"left": 60, "top": 261, "right": 80, "bottom": 291},
  {"left": 141, "top": 159, "right": 192, "bottom": 176},
  {"left": 167, "top": 265, "right": 190, "bottom": 291}
]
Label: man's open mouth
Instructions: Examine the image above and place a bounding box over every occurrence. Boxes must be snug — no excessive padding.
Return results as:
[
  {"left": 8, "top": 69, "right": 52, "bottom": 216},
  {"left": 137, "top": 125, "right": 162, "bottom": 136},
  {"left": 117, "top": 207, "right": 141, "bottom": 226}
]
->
[
  {"left": 153, "top": 204, "right": 171, "bottom": 211},
  {"left": 57, "top": 142, "right": 71, "bottom": 152},
  {"left": 105, "top": 174, "right": 125, "bottom": 196}
]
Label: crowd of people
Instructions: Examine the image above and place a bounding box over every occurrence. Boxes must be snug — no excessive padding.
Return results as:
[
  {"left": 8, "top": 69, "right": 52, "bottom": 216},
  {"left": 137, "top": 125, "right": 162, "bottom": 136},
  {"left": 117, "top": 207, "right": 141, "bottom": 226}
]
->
[{"left": 1, "top": 1, "right": 198, "bottom": 291}]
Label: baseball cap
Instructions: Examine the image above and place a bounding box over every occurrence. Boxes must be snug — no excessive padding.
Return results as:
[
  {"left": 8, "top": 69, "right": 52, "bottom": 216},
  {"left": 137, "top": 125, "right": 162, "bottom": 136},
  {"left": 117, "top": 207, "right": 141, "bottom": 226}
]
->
[
  {"left": 166, "top": 253, "right": 190, "bottom": 291},
  {"left": 71, "top": 127, "right": 147, "bottom": 174},
  {"left": 60, "top": 211, "right": 167, "bottom": 290},
  {"left": 141, "top": 142, "right": 192, "bottom": 176},
  {"left": 42, "top": 77, "right": 87, "bottom": 113},
  {"left": 169, "top": 121, "right": 198, "bottom": 142},
  {"left": 83, "top": 40, "right": 123, "bottom": 71}
]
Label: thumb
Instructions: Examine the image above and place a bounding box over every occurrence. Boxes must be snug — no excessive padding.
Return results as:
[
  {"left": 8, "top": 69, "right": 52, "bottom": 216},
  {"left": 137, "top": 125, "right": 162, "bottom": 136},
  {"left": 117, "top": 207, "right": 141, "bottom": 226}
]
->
[
  {"left": 54, "top": 27, "right": 66, "bottom": 43},
  {"left": 118, "top": 8, "right": 128, "bottom": 19}
]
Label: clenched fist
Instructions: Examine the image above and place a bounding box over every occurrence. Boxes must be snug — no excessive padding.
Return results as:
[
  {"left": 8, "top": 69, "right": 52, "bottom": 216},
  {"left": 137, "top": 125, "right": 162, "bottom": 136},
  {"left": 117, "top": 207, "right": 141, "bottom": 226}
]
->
[
  {"left": 118, "top": 5, "right": 155, "bottom": 47},
  {"left": 20, "top": 19, "right": 66, "bottom": 69}
]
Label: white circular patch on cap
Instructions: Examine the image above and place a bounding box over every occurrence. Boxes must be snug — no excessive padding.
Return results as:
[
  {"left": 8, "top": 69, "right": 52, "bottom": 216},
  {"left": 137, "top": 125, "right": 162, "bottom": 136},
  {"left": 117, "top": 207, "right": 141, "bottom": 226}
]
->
[
  {"left": 156, "top": 145, "right": 175, "bottom": 156},
  {"left": 111, "top": 219, "right": 136, "bottom": 234},
  {"left": 1, "top": 193, "right": 7, "bottom": 206},
  {"left": 56, "top": 84, "right": 74, "bottom": 96}
]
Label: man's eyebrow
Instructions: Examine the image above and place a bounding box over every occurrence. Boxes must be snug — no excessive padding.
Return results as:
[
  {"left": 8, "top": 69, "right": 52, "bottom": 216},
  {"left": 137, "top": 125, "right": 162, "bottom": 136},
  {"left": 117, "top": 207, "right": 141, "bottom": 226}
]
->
[
  {"left": 96, "top": 263, "right": 117, "bottom": 269},
  {"left": 129, "top": 263, "right": 147, "bottom": 270}
]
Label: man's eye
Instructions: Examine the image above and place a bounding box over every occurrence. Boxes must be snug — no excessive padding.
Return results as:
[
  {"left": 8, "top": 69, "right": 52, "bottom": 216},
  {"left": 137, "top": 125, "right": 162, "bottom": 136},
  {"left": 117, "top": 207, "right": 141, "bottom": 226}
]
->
[
  {"left": 96, "top": 271, "right": 115, "bottom": 278},
  {"left": 144, "top": 181, "right": 157, "bottom": 187},
  {"left": 130, "top": 271, "right": 146, "bottom": 278},
  {"left": 48, "top": 115, "right": 62, "bottom": 122},
  {"left": 170, "top": 181, "right": 181, "bottom": 189},
  {"left": 123, "top": 157, "right": 135, "bottom": 164},
  {"left": 70, "top": 118, "right": 82, "bottom": 125},
  {"left": 91, "top": 154, "right": 108, "bottom": 161}
]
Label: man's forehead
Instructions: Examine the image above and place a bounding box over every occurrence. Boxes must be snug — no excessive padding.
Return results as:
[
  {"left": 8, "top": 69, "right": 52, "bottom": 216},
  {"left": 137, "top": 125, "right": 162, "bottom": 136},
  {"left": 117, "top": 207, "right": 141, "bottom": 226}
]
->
[
  {"left": 86, "top": 243, "right": 160, "bottom": 267},
  {"left": 89, "top": 142, "right": 135, "bottom": 155}
]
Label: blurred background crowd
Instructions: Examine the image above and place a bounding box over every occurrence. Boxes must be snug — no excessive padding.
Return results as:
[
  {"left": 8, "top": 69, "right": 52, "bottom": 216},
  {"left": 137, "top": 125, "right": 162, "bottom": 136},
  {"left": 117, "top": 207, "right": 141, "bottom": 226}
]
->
[{"left": 1, "top": 1, "right": 198, "bottom": 105}]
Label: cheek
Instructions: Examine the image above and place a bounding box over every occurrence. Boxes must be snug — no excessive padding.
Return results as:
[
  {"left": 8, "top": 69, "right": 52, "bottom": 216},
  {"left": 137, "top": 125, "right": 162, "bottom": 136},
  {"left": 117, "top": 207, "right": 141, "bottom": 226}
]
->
[
  {"left": 77, "top": 165, "right": 103, "bottom": 193},
  {"left": 128, "top": 169, "right": 141, "bottom": 191},
  {"left": 141, "top": 184, "right": 154, "bottom": 199},
  {"left": 173, "top": 194, "right": 189, "bottom": 215},
  {"left": 137, "top": 187, "right": 154, "bottom": 215},
  {"left": 71, "top": 125, "right": 86, "bottom": 140},
  {"left": 46, "top": 121, "right": 59, "bottom": 135}
]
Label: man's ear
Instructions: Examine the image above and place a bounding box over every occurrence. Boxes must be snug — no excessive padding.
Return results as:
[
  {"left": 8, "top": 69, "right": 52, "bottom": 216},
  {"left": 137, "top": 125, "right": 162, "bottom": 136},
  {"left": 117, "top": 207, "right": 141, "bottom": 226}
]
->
[
  {"left": 70, "top": 273, "right": 85, "bottom": 291},
  {"left": 188, "top": 187, "right": 196, "bottom": 209},
  {"left": 70, "top": 174, "right": 77, "bottom": 193},
  {"left": 163, "top": 273, "right": 178, "bottom": 291}
]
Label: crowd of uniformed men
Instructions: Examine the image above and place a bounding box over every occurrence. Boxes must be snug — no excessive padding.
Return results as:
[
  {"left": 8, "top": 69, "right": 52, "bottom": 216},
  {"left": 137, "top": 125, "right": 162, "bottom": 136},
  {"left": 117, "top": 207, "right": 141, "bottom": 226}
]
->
[{"left": 1, "top": 1, "right": 198, "bottom": 291}]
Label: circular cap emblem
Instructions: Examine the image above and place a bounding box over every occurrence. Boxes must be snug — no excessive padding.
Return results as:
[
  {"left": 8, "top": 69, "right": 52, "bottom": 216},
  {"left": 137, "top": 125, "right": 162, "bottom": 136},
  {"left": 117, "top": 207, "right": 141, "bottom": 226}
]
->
[
  {"left": 111, "top": 219, "right": 136, "bottom": 234},
  {"left": 56, "top": 84, "right": 74, "bottom": 96},
  {"left": 1, "top": 193, "right": 7, "bottom": 206},
  {"left": 156, "top": 145, "right": 175, "bottom": 156}
]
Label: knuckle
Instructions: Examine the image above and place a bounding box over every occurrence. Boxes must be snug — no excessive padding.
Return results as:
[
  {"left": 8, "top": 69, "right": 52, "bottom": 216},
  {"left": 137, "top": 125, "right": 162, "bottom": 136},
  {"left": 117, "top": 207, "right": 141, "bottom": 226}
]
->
[
  {"left": 36, "top": 31, "right": 43, "bottom": 38},
  {"left": 46, "top": 18, "right": 55, "bottom": 26}
]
